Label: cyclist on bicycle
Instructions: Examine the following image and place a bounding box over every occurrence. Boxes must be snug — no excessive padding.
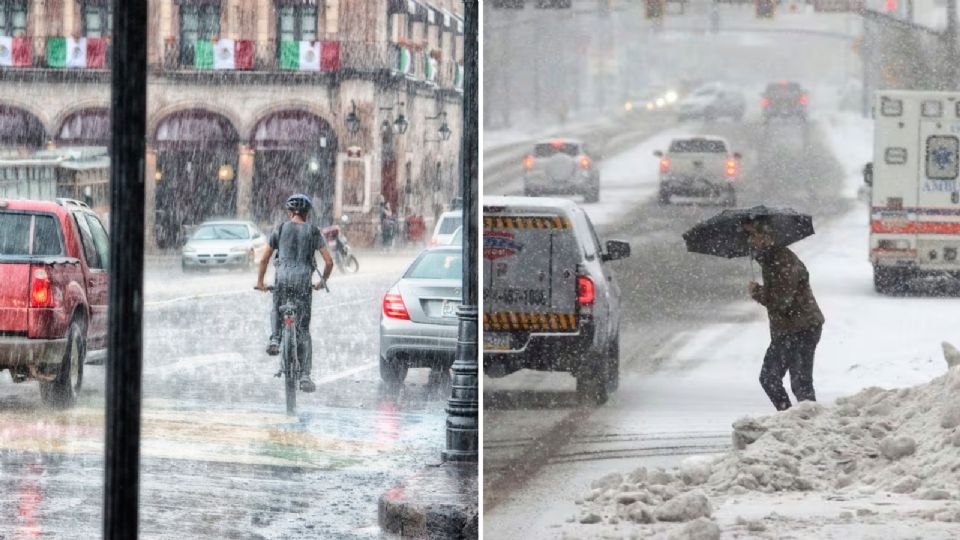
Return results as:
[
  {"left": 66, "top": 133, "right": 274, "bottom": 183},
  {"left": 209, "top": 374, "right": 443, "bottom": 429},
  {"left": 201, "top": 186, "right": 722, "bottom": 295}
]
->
[{"left": 255, "top": 193, "right": 334, "bottom": 393}]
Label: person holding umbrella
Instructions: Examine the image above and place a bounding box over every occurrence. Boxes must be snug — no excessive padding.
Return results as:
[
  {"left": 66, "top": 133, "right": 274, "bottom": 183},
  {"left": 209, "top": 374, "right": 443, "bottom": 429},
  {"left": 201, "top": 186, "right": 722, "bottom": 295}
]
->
[
  {"left": 743, "top": 217, "right": 824, "bottom": 411},
  {"left": 682, "top": 206, "right": 824, "bottom": 411}
]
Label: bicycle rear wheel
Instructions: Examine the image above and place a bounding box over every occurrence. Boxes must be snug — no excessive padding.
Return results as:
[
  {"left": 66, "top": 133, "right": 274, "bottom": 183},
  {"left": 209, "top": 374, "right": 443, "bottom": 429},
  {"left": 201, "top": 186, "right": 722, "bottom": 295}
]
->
[
  {"left": 281, "top": 325, "right": 297, "bottom": 415},
  {"left": 343, "top": 255, "right": 359, "bottom": 273}
]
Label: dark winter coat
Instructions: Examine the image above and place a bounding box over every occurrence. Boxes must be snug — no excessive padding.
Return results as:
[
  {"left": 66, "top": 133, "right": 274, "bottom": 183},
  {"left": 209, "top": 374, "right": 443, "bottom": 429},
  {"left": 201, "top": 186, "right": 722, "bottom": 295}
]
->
[{"left": 751, "top": 246, "right": 824, "bottom": 337}]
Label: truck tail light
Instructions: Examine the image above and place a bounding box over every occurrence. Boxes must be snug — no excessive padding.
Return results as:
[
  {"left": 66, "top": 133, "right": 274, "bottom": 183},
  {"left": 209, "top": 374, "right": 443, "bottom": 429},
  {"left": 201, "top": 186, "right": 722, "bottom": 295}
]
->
[
  {"left": 523, "top": 155, "right": 535, "bottom": 170},
  {"left": 659, "top": 158, "right": 670, "bottom": 174},
  {"left": 799, "top": 94, "right": 809, "bottom": 106},
  {"left": 577, "top": 275, "right": 595, "bottom": 306},
  {"left": 383, "top": 291, "right": 410, "bottom": 320},
  {"left": 725, "top": 159, "right": 739, "bottom": 178},
  {"left": 579, "top": 156, "right": 591, "bottom": 169},
  {"left": 30, "top": 267, "right": 52, "bottom": 308},
  {"left": 760, "top": 96, "right": 770, "bottom": 108}
]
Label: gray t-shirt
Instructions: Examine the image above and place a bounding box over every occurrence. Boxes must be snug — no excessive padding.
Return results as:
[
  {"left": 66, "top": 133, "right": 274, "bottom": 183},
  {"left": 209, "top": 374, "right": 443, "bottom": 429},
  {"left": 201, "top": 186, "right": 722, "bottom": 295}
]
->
[{"left": 270, "top": 221, "right": 327, "bottom": 287}]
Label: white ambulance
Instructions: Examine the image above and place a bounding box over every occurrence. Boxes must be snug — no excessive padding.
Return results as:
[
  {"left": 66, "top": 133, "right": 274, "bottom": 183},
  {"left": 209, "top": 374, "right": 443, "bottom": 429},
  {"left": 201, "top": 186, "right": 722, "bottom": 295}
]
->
[{"left": 869, "top": 90, "right": 960, "bottom": 293}]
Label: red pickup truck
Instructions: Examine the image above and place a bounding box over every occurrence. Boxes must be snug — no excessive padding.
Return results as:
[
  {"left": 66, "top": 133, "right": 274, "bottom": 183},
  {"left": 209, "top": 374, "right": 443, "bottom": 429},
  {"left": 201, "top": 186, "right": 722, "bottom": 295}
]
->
[{"left": 0, "top": 198, "right": 108, "bottom": 407}]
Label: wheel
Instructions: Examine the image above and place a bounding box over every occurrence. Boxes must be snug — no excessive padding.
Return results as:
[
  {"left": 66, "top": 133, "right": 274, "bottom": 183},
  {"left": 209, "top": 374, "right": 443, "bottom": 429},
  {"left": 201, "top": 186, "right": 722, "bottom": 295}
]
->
[
  {"left": 576, "top": 354, "right": 608, "bottom": 405},
  {"left": 40, "top": 318, "right": 85, "bottom": 408},
  {"left": 343, "top": 255, "right": 359, "bottom": 273},
  {"left": 874, "top": 266, "right": 908, "bottom": 294},
  {"left": 379, "top": 356, "right": 408, "bottom": 385},
  {"left": 281, "top": 326, "right": 297, "bottom": 415},
  {"left": 723, "top": 189, "right": 737, "bottom": 207},
  {"left": 606, "top": 333, "right": 620, "bottom": 393},
  {"left": 244, "top": 250, "right": 255, "bottom": 271},
  {"left": 181, "top": 260, "right": 191, "bottom": 273},
  {"left": 584, "top": 183, "right": 600, "bottom": 203},
  {"left": 658, "top": 188, "right": 671, "bottom": 206}
]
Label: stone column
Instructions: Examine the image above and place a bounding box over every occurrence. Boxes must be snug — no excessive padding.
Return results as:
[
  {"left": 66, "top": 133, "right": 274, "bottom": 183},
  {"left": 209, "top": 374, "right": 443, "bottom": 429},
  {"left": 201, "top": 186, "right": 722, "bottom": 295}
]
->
[
  {"left": 144, "top": 147, "right": 158, "bottom": 252},
  {"left": 237, "top": 143, "right": 254, "bottom": 220}
]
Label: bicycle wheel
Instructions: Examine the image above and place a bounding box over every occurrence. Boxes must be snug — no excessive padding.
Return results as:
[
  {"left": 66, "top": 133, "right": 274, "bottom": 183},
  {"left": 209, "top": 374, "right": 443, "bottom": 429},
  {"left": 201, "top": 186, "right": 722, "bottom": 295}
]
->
[
  {"left": 281, "top": 325, "right": 297, "bottom": 415},
  {"left": 343, "top": 255, "right": 359, "bottom": 273}
]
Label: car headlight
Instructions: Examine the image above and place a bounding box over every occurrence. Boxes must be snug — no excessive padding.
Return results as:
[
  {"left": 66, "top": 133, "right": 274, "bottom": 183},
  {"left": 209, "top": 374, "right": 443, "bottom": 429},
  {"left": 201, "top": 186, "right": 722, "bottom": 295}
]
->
[
  {"left": 230, "top": 246, "right": 248, "bottom": 252},
  {"left": 183, "top": 246, "right": 196, "bottom": 253}
]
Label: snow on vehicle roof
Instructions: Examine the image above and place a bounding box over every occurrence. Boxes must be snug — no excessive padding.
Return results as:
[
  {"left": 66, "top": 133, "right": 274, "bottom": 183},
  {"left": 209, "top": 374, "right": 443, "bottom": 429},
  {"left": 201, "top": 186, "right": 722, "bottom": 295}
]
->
[
  {"left": 533, "top": 138, "right": 584, "bottom": 146},
  {"left": 484, "top": 196, "right": 581, "bottom": 214}
]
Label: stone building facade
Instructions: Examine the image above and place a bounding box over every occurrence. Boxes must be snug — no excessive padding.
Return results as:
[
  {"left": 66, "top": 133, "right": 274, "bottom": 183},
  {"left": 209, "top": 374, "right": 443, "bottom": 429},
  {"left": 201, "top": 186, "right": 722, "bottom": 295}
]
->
[{"left": 0, "top": 0, "right": 464, "bottom": 248}]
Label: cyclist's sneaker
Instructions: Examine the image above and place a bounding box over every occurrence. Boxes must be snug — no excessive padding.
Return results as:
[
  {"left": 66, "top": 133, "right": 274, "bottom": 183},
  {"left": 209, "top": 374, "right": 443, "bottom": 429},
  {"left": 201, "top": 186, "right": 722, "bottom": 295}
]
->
[
  {"left": 266, "top": 339, "right": 280, "bottom": 356},
  {"left": 299, "top": 377, "right": 316, "bottom": 393}
]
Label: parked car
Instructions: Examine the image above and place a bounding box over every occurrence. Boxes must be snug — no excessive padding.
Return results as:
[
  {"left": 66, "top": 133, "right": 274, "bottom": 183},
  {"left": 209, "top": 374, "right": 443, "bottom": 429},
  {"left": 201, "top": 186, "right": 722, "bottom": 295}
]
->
[
  {"left": 761, "top": 81, "right": 808, "bottom": 123},
  {"left": 482, "top": 196, "right": 630, "bottom": 405},
  {"left": 430, "top": 210, "right": 463, "bottom": 246},
  {"left": 379, "top": 245, "right": 462, "bottom": 384},
  {"left": 181, "top": 220, "right": 268, "bottom": 272},
  {"left": 0, "top": 198, "right": 109, "bottom": 407},
  {"left": 654, "top": 136, "right": 741, "bottom": 206},
  {"left": 522, "top": 139, "right": 602, "bottom": 202},
  {"left": 676, "top": 83, "right": 746, "bottom": 121}
]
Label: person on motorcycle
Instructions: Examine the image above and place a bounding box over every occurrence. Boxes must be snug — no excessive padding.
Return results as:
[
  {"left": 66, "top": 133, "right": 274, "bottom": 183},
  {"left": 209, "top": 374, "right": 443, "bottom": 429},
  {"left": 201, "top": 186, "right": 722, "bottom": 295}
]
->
[{"left": 255, "top": 194, "right": 334, "bottom": 393}]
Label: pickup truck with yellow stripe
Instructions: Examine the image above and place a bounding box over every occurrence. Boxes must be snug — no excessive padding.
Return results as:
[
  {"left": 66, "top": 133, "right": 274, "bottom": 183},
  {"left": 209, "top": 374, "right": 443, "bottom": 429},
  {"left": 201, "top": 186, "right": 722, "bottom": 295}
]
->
[{"left": 482, "top": 197, "right": 630, "bottom": 405}]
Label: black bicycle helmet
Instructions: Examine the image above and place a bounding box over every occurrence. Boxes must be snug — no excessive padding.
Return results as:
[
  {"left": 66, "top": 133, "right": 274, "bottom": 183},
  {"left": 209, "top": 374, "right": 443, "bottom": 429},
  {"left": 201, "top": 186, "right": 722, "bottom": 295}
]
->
[{"left": 285, "top": 193, "right": 312, "bottom": 214}]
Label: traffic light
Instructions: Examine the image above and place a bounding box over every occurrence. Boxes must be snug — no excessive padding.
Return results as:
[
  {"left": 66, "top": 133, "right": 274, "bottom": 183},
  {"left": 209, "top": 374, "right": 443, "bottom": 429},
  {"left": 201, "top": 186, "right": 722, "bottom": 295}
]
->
[
  {"left": 645, "top": 0, "right": 664, "bottom": 19},
  {"left": 755, "top": 0, "right": 775, "bottom": 18}
]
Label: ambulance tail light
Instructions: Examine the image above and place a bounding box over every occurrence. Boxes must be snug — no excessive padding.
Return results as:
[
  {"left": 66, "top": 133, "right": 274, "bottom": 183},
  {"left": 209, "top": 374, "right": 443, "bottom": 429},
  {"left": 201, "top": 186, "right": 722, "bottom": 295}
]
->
[{"left": 659, "top": 158, "right": 671, "bottom": 174}]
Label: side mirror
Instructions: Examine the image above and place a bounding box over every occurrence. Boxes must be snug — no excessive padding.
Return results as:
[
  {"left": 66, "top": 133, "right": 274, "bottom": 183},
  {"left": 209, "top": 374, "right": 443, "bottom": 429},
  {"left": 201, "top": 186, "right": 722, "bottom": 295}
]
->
[
  {"left": 653, "top": 150, "right": 663, "bottom": 158},
  {"left": 733, "top": 152, "right": 742, "bottom": 160},
  {"left": 602, "top": 240, "right": 631, "bottom": 262},
  {"left": 252, "top": 232, "right": 261, "bottom": 239},
  {"left": 863, "top": 162, "right": 873, "bottom": 186}
]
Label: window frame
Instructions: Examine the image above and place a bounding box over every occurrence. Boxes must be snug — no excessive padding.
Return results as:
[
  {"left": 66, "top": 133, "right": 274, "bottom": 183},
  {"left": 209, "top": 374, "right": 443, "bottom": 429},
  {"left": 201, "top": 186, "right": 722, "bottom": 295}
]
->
[
  {"left": 82, "top": 2, "right": 113, "bottom": 38},
  {"left": 83, "top": 212, "right": 110, "bottom": 269},
  {"left": 276, "top": 3, "right": 318, "bottom": 56},
  {"left": 0, "top": 0, "right": 28, "bottom": 38},
  {"left": 179, "top": 3, "right": 221, "bottom": 65},
  {"left": 925, "top": 135, "right": 960, "bottom": 181},
  {"left": 73, "top": 211, "right": 103, "bottom": 269}
]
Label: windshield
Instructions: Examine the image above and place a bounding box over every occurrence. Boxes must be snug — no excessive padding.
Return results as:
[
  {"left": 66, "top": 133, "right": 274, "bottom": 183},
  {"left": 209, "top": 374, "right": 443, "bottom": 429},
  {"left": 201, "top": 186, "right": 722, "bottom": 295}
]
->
[
  {"left": 405, "top": 251, "right": 463, "bottom": 280},
  {"left": 190, "top": 224, "right": 249, "bottom": 240},
  {"left": 439, "top": 215, "right": 463, "bottom": 234},
  {"left": 534, "top": 142, "right": 579, "bottom": 157},
  {"left": 669, "top": 139, "right": 727, "bottom": 153}
]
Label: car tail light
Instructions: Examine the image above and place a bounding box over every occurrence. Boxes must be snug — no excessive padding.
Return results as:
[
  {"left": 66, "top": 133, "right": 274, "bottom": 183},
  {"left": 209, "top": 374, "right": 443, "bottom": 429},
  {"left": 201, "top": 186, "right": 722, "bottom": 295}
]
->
[
  {"left": 659, "top": 158, "right": 670, "bottom": 174},
  {"left": 760, "top": 96, "right": 770, "bottom": 108},
  {"left": 725, "top": 159, "right": 739, "bottom": 178},
  {"left": 577, "top": 275, "right": 595, "bottom": 306},
  {"left": 30, "top": 268, "right": 52, "bottom": 308},
  {"left": 799, "top": 94, "right": 809, "bottom": 106},
  {"left": 383, "top": 292, "right": 410, "bottom": 320},
  {"left": 579, "top": 156, "right": 591, "bottom": 169},
  {"left": 523, "top": 155, "right": 535, "bottom": 170}
]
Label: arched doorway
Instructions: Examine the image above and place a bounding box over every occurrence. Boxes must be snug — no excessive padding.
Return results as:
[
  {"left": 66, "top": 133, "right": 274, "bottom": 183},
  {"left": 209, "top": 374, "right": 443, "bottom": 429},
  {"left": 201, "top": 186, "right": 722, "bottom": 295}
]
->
[
  {"left": 0, "top": 105, "right": 46, "bottom": 151},
  {"left": 153, "top": 109, "right": 240, "bottom": 248},
  {"left": 56, "top": 108, "right": 110, "bottom": 147},
  {"left": 250, "top": 111, "right": 337, "bottom": 227}
]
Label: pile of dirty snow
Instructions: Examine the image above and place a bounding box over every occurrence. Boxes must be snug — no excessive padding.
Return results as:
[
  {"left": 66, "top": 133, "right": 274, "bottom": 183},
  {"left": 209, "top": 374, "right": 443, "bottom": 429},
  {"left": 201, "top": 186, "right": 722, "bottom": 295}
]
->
[{"left": 575, "top": 345, "right": 960, "bottom": 534}]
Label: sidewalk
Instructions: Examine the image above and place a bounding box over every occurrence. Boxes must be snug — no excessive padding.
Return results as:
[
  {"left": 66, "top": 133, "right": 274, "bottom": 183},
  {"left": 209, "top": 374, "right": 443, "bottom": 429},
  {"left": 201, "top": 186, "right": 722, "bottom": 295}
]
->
[{"left": 379, "top": 461, "right": 479, "bottom": 539}]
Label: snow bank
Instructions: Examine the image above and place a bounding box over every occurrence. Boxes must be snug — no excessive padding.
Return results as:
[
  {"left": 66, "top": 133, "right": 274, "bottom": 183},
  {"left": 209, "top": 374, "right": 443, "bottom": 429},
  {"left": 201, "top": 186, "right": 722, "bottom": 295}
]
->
[{"left": 577, "top": 353, "right": 960, "bottom": 529}]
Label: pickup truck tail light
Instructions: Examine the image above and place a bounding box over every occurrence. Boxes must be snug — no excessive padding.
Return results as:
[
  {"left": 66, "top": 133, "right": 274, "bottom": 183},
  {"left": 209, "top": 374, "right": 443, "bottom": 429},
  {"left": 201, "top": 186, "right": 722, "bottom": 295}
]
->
[
  {"left": 579, "top": 156, "right": 591, "bottom": 169},
  {"left": 725, "top": 159, "right": 739, "bottom": 178},
  {"left": 799, "top": 94, "right": 809, "bottom": 106},
  {"left": 659, "top": 158, "right": 670, "bottom": 174},
  {"left": 383, "top": 291, "right": 410, "bottom": 320},
  {"left": 523, "top": 155, "right": 535, "bottom": 170},
  {"left": 577, "top": 275, "right": 595, "bottom": 306},
  {"left": 760, "top": 96, "right": 770, "bottom": 108},
  {"left": 30, "top": 267, "right": 52, "bottom": 308}
]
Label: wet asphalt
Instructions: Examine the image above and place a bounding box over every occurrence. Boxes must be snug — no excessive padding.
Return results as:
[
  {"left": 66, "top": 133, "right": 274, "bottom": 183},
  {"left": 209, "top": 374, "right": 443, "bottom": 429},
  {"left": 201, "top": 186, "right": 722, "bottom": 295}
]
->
[{"left": 0, "top": 258, "right": 452, "bottom": 539}]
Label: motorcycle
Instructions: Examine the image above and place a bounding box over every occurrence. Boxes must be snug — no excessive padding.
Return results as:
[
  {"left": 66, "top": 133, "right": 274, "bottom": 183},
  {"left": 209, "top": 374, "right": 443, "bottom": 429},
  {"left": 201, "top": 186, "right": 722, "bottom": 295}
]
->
[{"left": 323, "top": 215, "right": 359, "bottom": 273}]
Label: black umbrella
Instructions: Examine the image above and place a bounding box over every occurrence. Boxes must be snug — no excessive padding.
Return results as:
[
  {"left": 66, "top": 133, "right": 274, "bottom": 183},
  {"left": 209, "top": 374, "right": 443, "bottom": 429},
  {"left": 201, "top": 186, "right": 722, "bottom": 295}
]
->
[{"left": 682, "top": 205, "right": 814, "bottom": 259}]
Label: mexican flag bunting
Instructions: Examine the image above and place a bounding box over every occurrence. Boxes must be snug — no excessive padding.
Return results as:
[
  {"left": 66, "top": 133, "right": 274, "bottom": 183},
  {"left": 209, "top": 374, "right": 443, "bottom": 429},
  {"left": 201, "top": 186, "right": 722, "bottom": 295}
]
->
[
  {"left": 454, "top": 63, "right": 463, "bottom": 90},
  {"left": 194, "top": 40, "right": 214, "bottom": 69},
  {"left": 279, "top": 41, "right": 340, "bottom": 71},
  {"left": 0, "top": 36, "right": 31, "bottom": 67},
  {"left": 211, "top": 39, "right": 254, "bottom": 70},
  {"left": 397, "top": 47, "right": 412, "bottom": 75},
  {"left": 424, "top": 52, "right": 437, "bottom": 83},
  {"left": 46, "top": 37, "right": 106, "bottom": 68}
]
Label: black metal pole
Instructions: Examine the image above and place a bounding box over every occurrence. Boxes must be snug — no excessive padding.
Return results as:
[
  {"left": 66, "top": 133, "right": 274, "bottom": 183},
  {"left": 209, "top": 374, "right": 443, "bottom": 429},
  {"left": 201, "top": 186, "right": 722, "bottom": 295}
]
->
[
  {"left": 444, "top": 0, "right": 478, "bottom": 463},
  {"left": 104, "top": 0, "right": 148, "bottom": 537}
]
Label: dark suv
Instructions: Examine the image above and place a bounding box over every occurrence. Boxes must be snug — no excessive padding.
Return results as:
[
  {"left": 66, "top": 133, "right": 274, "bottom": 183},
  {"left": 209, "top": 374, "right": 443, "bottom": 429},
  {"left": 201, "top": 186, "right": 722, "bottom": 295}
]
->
[{"left": 762, "top": 82, "right": 807, "bottom": 123}]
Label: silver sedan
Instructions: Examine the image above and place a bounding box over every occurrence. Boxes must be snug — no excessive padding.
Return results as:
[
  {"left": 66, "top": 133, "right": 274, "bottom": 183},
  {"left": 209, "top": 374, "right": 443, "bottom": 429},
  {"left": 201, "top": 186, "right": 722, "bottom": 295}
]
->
[
  {"left": 181, "top": 220, "right": 268, "bottom": 272},
  {"left": 379, "top": 246, "right": 462, "bottom": 384}
]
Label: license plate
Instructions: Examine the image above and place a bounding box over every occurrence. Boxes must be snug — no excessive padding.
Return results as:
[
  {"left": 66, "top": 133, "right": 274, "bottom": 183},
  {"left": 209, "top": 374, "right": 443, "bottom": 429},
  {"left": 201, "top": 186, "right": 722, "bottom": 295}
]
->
[
  {"left": 441, "top": 300, "right": 459, "bottom": 318},
  {"left": 483, "top": 332, "right": 512, "bottom": 352}
]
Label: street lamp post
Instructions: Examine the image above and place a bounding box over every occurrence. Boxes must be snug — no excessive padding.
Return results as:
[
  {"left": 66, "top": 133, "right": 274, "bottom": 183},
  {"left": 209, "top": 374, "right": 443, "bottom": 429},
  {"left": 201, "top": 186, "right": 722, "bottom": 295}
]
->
[{"left": 443, "top": 0, "right": 478, "bottom": 463}]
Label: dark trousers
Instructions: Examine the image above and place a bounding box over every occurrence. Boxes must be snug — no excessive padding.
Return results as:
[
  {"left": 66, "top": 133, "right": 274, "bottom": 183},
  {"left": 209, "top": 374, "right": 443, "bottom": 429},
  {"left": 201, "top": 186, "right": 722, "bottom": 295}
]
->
[
  {"left": 759, "top": 325, "right": 822, "bottom": 411},
  {"left": 271, "top": 286, "right": 313, "bottom": 377}
]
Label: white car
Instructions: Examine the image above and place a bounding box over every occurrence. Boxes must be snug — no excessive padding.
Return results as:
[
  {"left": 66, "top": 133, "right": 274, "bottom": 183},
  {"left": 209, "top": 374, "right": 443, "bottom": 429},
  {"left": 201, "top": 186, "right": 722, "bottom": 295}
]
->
[
  {"left": 676, "top": 83, "right": 746, "bottom": 122},
  {"left": 430, "top": 210, "right": 463, "bottom": 246},
  {"left": 181, "top": 220, "right": 268, "bottom": 272}
]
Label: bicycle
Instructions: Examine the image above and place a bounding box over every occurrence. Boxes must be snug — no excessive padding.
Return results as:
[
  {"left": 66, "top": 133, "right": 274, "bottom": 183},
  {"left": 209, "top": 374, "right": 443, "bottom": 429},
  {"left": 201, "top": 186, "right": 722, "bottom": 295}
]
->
[{"left": 257, "top": 278, "right": 328, "bottom": 415}]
